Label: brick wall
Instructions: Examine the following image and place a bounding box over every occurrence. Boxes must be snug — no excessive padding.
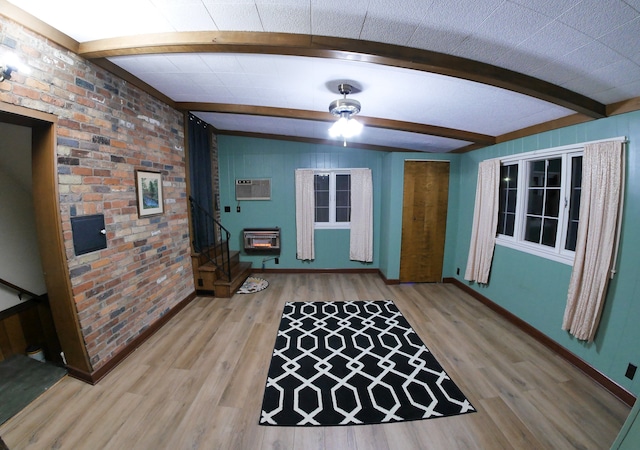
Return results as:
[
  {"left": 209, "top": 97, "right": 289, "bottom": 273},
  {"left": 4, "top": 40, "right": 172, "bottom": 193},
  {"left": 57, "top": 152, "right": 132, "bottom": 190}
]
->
[{"left": 0, "top": 17, "right": 194, "bottom": 370}]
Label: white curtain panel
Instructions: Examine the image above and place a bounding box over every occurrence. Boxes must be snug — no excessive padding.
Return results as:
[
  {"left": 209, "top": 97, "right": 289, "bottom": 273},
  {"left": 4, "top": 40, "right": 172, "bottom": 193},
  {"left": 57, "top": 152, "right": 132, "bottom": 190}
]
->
[
  {"left": 350, "top": 168, "right": 373, "bottom": 262},
  {"left": 464, "top": 159, "right": 500, "bottom": 284},
  {"left": 295, "top": 169, "right": 315, "bottom": 260},
  {"left": 562, "top": 141, "right": 624, "bottom": 342}
]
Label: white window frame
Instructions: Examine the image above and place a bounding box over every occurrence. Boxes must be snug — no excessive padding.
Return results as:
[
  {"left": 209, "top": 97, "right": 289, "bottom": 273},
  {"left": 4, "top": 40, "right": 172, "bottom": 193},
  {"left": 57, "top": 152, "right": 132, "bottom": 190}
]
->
[
  {"left": 314, "top": 169, "right": 351, "bottom": 230},
  {"left": 496, "top": 144, "right": 584, "bottom": 266}
]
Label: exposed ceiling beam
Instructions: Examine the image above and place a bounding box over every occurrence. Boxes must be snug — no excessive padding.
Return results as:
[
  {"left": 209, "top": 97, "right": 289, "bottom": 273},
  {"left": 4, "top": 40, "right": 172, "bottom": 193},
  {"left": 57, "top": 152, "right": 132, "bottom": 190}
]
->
[
  {"left": 607, "top": 95, "right": 640, "bottom": 117},
  {"left": 216, "top": 130, "right": 425, "bottom": 153},
  {"left": 496, "top": 113, "right": 593, "bottom": 144},
  {"left": 78, "top": 31, "right": 606, "bottom": 119},
  {"left": 176, "top": 103, "right": 495, "bottom": 146}
]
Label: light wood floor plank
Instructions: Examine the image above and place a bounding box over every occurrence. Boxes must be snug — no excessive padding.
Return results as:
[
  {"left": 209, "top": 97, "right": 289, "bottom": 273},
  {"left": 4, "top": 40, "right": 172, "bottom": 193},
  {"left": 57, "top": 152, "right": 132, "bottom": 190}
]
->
[
  {"left": 0, "top": 273, "right": 630, "bottom": 449},
  {"left": 353, "top": 424, "right": 391, "bottom": 450},
  {"left": 477, "top": 396, "right": 545, "bottom": 449}
]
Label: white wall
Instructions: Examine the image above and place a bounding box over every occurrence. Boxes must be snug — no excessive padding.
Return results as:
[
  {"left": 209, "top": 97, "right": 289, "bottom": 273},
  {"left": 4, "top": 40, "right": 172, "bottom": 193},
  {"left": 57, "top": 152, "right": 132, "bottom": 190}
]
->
[{"left": 0, "top": 123, "right": 46, "bottom": 311}]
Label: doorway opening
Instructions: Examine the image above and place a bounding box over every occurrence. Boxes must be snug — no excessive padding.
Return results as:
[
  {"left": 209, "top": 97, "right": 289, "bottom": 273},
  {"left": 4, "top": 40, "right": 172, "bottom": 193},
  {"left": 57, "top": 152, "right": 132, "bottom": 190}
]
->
[{"left": 0, "top": 104, "right": 91, "bottom": 375}]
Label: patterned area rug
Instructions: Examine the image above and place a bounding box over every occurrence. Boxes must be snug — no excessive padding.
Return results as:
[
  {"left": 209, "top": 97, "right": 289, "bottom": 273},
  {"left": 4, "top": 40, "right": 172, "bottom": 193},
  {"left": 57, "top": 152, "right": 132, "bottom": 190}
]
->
[
  {"left": 237, "top": 277, "right": 269, "bottom": 294},
  {"left": 259, "top": 300, "right": 475, "bottom": 426}
]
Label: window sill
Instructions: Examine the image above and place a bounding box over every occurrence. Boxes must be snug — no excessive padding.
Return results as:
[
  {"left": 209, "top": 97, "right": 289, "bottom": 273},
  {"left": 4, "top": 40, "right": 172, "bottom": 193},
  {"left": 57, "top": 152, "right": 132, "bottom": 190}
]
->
[
  {"left": 495, "top": 236, "right": 574, "bottom": 266},
  {"left": 314, "top": 223, "right": 351, "bottom": 230}
]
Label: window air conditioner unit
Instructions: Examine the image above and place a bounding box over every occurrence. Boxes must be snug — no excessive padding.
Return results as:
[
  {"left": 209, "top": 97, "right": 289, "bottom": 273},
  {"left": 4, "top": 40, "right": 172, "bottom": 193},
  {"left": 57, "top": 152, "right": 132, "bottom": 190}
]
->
[{"left": 235, "top": 178, "right": 271, "bottom": 200}]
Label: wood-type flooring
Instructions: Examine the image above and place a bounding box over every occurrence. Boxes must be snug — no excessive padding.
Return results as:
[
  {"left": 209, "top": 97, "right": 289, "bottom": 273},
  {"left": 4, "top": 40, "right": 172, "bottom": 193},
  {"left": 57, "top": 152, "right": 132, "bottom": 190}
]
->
[{"left": 0, "top": 273, "right": 630, "bottom": 449}]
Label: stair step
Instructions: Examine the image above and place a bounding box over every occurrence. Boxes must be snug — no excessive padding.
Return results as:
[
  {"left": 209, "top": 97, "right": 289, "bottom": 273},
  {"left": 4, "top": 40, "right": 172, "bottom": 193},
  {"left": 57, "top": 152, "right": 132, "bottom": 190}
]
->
[
  {"left": 198, "top": 250, "right": 240, "bottom": 272},
  {"left": 199, "top": 262, "right": 218, "bottom": 273},
  {"left": 213, "top": 262, "right": 253, "bottom": 298}
]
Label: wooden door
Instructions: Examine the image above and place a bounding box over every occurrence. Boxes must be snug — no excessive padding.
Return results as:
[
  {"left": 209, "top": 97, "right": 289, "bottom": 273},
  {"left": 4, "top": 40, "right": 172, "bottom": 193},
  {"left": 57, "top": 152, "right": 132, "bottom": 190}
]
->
[{"left": 399, "top": 160, "right": 450, "bottom": 282}]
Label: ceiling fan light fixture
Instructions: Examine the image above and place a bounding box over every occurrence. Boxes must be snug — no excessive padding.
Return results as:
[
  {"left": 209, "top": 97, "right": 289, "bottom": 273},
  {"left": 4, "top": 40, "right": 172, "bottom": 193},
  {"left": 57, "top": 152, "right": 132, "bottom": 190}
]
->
[
  {"left": 329, "top": 97, "right": 361, "bottom": 117},
  {"left": 329, "top": 114, "right": 362, "bottom": 139},
  {"left": 328, "top": 83, "right": 363, "bottom": 145}
]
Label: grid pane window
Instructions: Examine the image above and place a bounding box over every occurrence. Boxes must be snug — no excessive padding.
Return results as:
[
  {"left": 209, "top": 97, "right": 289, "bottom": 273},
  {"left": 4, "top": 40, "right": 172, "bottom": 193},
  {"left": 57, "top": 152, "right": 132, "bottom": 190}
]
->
[
  {"left": 497, "top": 164, "right": 518, "bottom": 236},
  {"left": 335, "top": 174, "right": 351, "bottom": 222},
  {"left": 524, "top": 158, "right": 561, "bottom": 247},
  {"left": 496, "top": 148, "right": 585, "bottom": 264},
  {"left": 314, "top": 174, "right": 330, "bottom": 223},
  {"left": 565, "top": 156, "right": 583, "bottom": 251},
  {"left": 314, "top": 172, "right": 351, "bottom": 228}
]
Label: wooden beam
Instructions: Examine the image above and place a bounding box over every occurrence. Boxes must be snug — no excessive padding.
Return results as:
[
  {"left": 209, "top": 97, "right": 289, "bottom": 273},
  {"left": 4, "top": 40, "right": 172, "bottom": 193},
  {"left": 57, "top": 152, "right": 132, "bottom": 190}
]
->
[
  {"left": 177, "top": 103, "right": 494, "bottom": 145},
  {"left": 496, "top": 113, "right": 594, "bottom": 144},
  {"left": 606, "top": 96, "right": 640, "bottom": 116},
  {"left": 217, "top": 130, "right": 426, "bottom": 153},
  {"left": 451, "top": 143, "right": 490, "bottom": 154},
  {"left": 78, "top": 31, "right": 606, "bottom": 118}
]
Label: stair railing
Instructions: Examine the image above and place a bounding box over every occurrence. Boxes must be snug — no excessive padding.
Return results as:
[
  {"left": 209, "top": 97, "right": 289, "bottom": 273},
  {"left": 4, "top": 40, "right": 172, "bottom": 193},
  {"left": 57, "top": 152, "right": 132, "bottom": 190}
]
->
[
  {"left": 189, "top": 196, "right": 232, "bottom": 282},
  {"left": 0, "top": 277, "right": 39, "bottom": 301}
]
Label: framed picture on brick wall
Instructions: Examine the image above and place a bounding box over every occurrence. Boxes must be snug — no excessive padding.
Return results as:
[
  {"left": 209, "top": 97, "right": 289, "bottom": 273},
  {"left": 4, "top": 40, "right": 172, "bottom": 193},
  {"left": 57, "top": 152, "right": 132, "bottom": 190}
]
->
[{"left": 136, "top": 170, "right": 164, "bottom": 217}]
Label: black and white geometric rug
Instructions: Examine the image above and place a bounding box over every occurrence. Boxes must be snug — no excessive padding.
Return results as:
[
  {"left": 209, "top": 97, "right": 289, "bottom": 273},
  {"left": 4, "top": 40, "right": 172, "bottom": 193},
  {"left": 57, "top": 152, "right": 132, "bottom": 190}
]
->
[{"left": 259, "top": 300, "right": 475, "bottom": 426}]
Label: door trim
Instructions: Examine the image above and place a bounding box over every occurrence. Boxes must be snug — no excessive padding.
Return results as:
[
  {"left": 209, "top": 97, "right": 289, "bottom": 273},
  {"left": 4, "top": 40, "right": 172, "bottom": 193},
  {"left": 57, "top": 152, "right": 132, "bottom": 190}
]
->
[{"left": 1, "top": 102, "right": 92, "bottom": 373}]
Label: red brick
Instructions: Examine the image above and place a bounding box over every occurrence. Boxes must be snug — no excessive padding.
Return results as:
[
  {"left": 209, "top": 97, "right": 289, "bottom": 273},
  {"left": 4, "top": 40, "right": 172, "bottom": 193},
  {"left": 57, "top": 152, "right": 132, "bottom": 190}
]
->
[
  {"left": 12, "top": 84, "right": 40, "bottom": 100},
  {"left": 111, "top": 140, "right": 127, "bottom": 149},
  {"left": 82, "top": 176, "right": 103, "bottom": 184},
  {"left": 72, "top": 167, "right": 93, "bottom": 176}
]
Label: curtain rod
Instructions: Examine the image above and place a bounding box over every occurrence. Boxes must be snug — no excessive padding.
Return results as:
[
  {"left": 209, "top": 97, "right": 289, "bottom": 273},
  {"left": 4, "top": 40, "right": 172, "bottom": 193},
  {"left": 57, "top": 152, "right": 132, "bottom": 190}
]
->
[{"left": 489, "top": 136, "right": 628, "bottom": 163}]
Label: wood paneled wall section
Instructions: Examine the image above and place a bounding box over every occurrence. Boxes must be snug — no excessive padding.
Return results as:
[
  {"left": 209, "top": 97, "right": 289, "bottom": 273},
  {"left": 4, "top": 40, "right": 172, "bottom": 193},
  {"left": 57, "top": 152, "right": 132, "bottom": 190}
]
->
[{"left": 0, "top": 298, "right": 62, "bottom": 364}]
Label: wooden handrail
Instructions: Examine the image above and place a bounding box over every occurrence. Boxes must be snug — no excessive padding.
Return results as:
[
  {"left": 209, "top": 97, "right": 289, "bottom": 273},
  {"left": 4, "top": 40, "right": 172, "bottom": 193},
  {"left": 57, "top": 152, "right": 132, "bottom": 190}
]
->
[
  {"left": 0, "top": 277, "right": 39, "bottom": 300},
  {"left": 189, "top": 196, "right": 232, "bottom": 282}
]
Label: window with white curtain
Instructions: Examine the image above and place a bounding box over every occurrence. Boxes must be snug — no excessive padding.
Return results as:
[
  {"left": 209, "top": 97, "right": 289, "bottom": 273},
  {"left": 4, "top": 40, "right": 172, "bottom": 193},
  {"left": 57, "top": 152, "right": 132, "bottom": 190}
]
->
[
  {"left": 496, "top": 145, "right": 584, "bottom": 265},
  {"left": 314, "top": 170, "right": 351, "bottom": 229}
]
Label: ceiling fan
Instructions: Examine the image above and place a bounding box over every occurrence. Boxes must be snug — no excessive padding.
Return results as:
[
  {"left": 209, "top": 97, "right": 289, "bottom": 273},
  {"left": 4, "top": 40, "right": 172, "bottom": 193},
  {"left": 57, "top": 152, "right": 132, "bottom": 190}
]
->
[{"left": 328, "top": 83, "right": 363, "bottom": 146}]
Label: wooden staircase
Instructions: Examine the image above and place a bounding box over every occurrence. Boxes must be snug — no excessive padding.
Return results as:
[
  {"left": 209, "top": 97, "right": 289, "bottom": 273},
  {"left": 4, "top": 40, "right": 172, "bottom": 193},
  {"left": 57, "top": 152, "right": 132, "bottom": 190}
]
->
[
  {"left": 191, "top": 244, "right": 252, "bottom": 298},
  {"left": 188, "top": 196, "right": 251, "bottom": 298}
]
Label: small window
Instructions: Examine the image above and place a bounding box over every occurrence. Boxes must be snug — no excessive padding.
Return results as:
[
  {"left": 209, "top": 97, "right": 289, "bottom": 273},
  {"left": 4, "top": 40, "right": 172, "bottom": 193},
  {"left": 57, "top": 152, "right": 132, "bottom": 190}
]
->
[
  {"left": 565, "top": 155, "right": 582, "bottom": 251},
  {"left": 314, "top": 171, "right": 351, "bottom": 229},
  {"left": 497, "top": 164, "right": 518, "bottom": 236},
  {"left": 314, "top": 174, "right": 330, "bottom": 223}
]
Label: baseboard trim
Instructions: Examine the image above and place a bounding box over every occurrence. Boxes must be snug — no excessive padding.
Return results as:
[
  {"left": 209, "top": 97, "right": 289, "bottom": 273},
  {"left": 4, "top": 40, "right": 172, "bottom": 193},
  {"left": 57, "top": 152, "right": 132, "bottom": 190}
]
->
[
  {"left": 253, "top": 267, "right": 400, "bottom": 284},
  {"left": 256, "top": 268, "right": 380, "bottom": 274},
  {"left": 66, "top": 290, "right": 197, "bottom": 385},
  {"left": 378, "top": 270, "right": 400, "bottom": 285},
  {"left": 444, "top": 277, "right": 636, "bottom": 407}
]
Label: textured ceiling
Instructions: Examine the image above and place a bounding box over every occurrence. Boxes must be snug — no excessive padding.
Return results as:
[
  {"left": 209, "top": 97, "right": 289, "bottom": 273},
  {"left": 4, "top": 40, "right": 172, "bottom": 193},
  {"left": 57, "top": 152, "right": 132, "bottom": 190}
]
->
[{"left": 4, "top": 0, "right": 640, "bottom": 152}]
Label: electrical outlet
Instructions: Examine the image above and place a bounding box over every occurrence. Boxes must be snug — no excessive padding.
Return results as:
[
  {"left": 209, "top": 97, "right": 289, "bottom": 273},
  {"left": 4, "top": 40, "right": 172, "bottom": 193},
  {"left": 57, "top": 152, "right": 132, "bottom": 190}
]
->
[
  {"left": 236, "top": 206, "right": 241, "bottom": 213},
  {"left": 456, "top": 267, "right": 460, "bottom": 275},
  {"left": 224, "top": 206, "right": 230, "bottom": 212},
  {"left": 626, "top": 363, "right": 637, "bottom": 380},
  {"left": 275, "top": 258, "right": 279, "bottom": 264}
]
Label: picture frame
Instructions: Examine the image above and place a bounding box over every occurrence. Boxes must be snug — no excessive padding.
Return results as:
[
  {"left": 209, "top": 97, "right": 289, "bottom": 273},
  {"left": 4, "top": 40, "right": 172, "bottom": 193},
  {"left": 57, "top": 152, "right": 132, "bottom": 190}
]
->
[{"left": 135, "top": 170, "right": 164, "bottom": 217}]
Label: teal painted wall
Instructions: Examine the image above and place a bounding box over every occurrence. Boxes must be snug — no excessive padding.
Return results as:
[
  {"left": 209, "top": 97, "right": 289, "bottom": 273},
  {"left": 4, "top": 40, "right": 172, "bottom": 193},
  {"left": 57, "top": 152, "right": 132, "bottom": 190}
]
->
[
  {"left": 218, "top": 136, "right": 385, "bottom": 270},
  {"left": 450, "top": 110, "right": 640, "bottom": 396},
  {"left": 612, "top": 399, "right": 640, "bottom": 449},
  {"left": 378, "top": 152, "right": 395, "bottom": 277},
  {"left": 218, "top": 136, "right": 459, "bottom": 279}
]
